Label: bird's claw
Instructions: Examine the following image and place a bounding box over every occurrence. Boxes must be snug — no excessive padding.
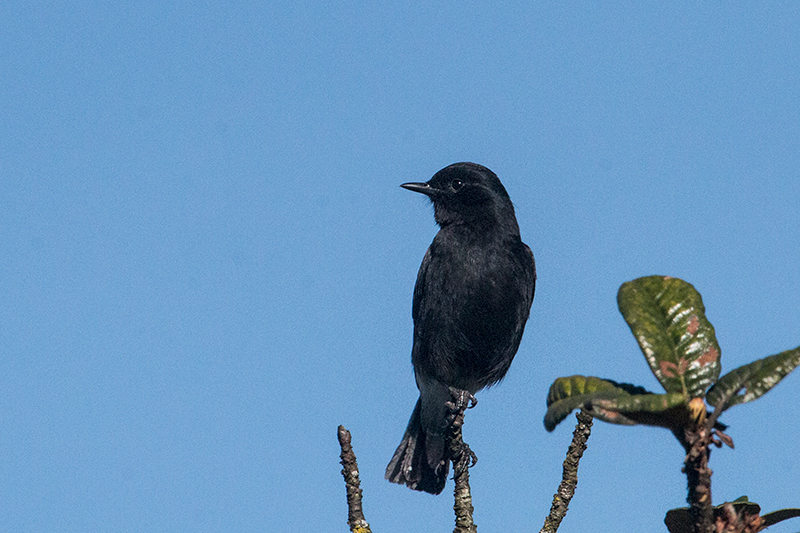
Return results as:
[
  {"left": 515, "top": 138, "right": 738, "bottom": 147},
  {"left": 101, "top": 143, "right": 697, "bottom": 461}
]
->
[
  {"left": 445, "top": 387, "right": 477, "bottom": 414},
  {"left": 453, "top": 441, "right": 478, "bottom": 476}
]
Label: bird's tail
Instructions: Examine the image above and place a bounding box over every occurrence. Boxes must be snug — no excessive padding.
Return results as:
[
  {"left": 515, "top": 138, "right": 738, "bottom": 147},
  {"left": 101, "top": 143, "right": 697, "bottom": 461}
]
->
[{"left": 385, "top": 398, "right": 449, "bottom": 495}]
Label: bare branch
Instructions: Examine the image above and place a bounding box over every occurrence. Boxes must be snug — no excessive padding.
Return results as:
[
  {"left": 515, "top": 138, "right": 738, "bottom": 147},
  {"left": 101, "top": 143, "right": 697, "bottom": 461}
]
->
[
  {"left": 448, "top": 390, "right": 478, "bottom": 533},
  {"left": 681, "top": 418, "right": 715, "bottom": 533},
  {"left": 337, "top": 425, "right": 372, "bottom": 533},
  {"left": 540, "top": 410, "right": 593, "bottom": 533}
]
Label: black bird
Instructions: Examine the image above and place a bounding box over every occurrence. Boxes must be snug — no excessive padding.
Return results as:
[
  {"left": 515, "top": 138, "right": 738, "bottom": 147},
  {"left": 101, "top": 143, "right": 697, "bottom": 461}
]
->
[{"left": 386, "top": 162, "right": 536, "bottom": 494}]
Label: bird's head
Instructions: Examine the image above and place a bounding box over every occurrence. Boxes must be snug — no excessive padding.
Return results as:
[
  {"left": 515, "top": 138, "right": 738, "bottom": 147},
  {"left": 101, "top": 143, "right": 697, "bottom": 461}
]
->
[{"left": 402, "top": 162, "right": 517, "bottom": 230}]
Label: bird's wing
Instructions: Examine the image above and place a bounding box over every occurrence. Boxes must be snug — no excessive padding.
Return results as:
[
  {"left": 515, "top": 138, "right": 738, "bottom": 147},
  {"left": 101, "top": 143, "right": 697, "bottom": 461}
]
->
[
  {"left": 411, "top": 245, "right": 433, "bottom": 326},
  {"left": 523, "top": 242, "right": 536, "bottom": 307}
]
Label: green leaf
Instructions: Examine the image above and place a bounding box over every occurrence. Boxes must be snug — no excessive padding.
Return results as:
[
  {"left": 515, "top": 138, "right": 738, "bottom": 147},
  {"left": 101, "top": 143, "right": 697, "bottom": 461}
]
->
[
  {"left": 591, "top": 392, "right": 689, "bottom": 429},
  {"left": 618, "top": 276, "right": 721, "bottom": 397},
  {"left": 665, "top": 497, "right": 761, "bottom": 533},
  {"left": 546, "top": 375, "right": 650, "bottom": 406},
  {"left": 706, "top": 345, "right": 800, "bottom": 412},
  {"left": 665, "top": 497, "right": 800, "bottom": 533},
  {"left": 544, "top": 376, "right": 688, "bottom": 431},
  {"left": 762, "top": 508, "right": 800, "bottom": 528},
  {"left": 544, "top": 376, "right": 635, "bottom": 431}
]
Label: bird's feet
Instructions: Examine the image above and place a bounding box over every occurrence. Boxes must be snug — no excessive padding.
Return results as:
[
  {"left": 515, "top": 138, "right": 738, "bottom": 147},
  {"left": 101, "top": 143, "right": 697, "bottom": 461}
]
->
[
  {"left": 445, "top": 387, "right": 477, "bottom": 419},
  {"left": 445, "top": 387, "right": 478, "bottom": 476},
  {"left": 452, "top": 440, "right": 478, "bottom": 476}
]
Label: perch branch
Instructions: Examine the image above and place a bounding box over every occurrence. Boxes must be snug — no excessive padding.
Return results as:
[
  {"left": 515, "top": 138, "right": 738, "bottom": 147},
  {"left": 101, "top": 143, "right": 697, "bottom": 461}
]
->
[
  {"left": 540, "top": 409, "right": 594, "bottom": 533},
  {"left": 448, "top": 389, "right": 478, "bottom": 533},
  {"left": 337, "top": 425, "right": 372, "bottom": 533}
]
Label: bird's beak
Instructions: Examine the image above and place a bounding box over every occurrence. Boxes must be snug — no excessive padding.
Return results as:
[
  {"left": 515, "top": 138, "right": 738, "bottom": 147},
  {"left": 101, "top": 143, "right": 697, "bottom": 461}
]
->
[{"left": 400, "top": 182, "right": 437, "bottom": 197}]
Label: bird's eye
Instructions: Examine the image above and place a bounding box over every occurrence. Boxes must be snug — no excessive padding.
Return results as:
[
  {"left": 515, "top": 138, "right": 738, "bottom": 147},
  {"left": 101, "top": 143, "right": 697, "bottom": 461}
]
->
[{"left": 451, "top": 179, "right": 464, "bottom": 191}]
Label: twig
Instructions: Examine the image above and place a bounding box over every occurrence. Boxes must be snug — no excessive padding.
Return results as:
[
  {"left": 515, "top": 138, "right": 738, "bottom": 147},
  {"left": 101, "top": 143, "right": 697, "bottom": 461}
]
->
[
  {"left": 337, "top": 425, "right": 372, "bottom": 533},
  {"left": 448, "top": 391, "right": 477, "bottom": 533},
  {"left": 540, "top": 410, "right": 594, "bottom": 533},
  {"left": 682, "top": 425, "right": 714, "bottom": 533},
  {"left": 682, "top": 428, "right": 714, "bottom": 533}
]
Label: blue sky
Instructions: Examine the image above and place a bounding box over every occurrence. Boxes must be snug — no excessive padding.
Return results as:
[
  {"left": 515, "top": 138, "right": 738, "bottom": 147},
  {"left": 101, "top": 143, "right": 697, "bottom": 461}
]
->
[{"left": 2, "top": 2, "right": 799, "bottom": 532}]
